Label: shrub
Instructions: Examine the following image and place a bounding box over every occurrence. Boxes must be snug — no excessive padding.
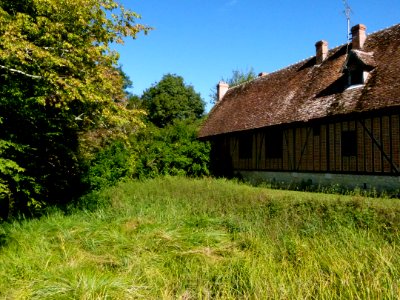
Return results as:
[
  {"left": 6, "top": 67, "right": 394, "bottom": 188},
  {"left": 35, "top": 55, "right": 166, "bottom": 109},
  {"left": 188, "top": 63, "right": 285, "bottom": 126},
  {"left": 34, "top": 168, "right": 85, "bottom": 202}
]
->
[
  {"left": 82, "top": 141, "right": 136, "bottom": 191},
  {"left": 81, "top": 119, "right": 210, "bottom": 192},
  {"left": 131, "top": 120, "right": 210, "bottom": 179}
]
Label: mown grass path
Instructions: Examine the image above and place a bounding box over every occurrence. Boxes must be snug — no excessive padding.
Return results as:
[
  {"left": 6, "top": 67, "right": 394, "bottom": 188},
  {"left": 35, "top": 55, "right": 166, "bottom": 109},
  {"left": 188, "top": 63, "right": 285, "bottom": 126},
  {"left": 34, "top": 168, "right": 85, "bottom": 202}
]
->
[{"left": 1, "top": 177, "right": 399, "bottom": 299}]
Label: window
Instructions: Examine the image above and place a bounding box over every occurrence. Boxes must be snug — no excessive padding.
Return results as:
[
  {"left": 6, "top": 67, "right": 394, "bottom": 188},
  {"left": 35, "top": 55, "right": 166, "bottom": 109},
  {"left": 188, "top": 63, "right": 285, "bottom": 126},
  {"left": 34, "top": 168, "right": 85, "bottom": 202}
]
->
[
  {"left": 239, "top": 135, "right": 252, "bottom": 159},
  {"left": 266, "top": 129, "right": 283, "bottom": 159},
  {"left": 349, "top": 69, "right": 365, "bottom": 86},
  {"left": 341, "top": 130, "right": 357, "bottom": 156},
  {"left": 343, "top": 49, "right": 375, "bottom": 88}
]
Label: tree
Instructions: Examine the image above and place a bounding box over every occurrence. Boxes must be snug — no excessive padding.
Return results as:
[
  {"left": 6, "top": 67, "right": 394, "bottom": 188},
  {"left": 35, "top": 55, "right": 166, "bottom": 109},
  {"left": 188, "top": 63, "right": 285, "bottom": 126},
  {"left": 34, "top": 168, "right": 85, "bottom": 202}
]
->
[
  {"left": 137, "top": 74, "right": 209, "bottom": 176},
  {"left": 83, "top": 74, "right": 211, "bottom": 185},
  {"left": 210, "top": 68, "right": 257, "bottom": 104},
  {"left": 0, "top": 0, "right": 150, "bottom": 108},
  {"left": 127, "top": 94, "right": 142, "bottom": 110},
  {"left": 0, "top": 0, "right": 150, "bottom": 217},
  {"left": 141, "top": 74, "right": 205, "bottom": 127}
]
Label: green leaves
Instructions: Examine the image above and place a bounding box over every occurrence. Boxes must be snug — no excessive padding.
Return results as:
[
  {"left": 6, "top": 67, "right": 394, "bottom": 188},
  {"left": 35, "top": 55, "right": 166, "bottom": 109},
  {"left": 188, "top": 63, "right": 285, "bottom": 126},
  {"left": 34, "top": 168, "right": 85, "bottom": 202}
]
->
[
  {"left": 83, "top": 118, "right": 211, "bottom": 188},
  {"left": 141, "top": 74, "right": 205, "bottom": 128},
  {"left": 131, "top": 120, "right": 210, "bottom": 178},
  {"left": 0, "top": 143, "right": 24, "bottom": 199},
  {"left": 0, "top": 0, "right": 150, "bottom": 217},
  {"left": 0, "top": 0, "right": 151, "bottom": 112},
  {"left": 82, "top": 141, "right": 136, "bottom": 191}
]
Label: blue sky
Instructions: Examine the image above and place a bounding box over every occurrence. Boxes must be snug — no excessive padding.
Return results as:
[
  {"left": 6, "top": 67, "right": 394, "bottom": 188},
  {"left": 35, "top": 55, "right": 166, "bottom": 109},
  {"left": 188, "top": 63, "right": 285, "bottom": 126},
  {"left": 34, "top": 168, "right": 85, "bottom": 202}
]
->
[{"left": 115, "top": 0, "right": 399, "bottom": 111}]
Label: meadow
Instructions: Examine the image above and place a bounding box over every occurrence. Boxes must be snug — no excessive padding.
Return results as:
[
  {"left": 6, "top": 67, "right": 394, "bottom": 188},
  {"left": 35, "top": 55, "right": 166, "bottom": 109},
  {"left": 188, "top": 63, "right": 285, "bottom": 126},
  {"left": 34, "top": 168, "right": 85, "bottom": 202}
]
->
[{"left": 0, "top": 177, "right": 399, "bottom": 299}]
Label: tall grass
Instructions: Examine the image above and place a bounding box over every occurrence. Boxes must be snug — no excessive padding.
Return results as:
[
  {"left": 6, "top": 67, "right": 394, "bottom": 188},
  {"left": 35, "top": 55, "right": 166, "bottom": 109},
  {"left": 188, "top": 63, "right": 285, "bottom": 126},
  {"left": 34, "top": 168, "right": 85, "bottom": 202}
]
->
[{"left": 0, "top": 177, "right": 399, "bottom": 299}]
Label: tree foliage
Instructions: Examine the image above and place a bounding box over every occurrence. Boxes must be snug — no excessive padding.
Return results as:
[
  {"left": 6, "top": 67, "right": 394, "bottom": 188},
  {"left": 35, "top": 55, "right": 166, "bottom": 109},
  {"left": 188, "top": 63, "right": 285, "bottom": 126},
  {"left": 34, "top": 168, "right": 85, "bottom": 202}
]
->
[
  {"left": 225, "top": 68, "right": 257, "bottom": 87},
  {"left": 83, "top": 119, "right": 210, "bottom": 190},
  {"left": 132, "top": 120, "right": 210, "bottom": 178},
  {"left": 82, "top": 140, "right": 136, "bottom": 191},
  {"left": 141, "top": 74, "right": 205, "bottom": 127},
  {"left": 83, "top": 73, "right": 210, "bottom": 189},
  {"left": 0, "top": 0, "right": 150, "bottom": 217}
]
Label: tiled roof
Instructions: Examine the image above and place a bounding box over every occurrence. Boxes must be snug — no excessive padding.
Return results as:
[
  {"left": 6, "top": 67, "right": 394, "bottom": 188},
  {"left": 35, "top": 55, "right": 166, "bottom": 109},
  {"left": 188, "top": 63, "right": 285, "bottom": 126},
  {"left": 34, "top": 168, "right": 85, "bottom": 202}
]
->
[
  {"left": 199, "top": 24, "right": 400, "bottom": 138},
  {"left": 350, "top": 50, "right": 376, "bottom": 69}
]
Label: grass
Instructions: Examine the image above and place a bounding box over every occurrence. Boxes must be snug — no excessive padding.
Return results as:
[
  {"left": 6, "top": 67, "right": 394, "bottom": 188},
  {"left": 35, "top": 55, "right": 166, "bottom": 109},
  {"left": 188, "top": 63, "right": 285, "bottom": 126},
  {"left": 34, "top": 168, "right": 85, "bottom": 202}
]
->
[{"left": 0, "top": 176, "right": 399, "bottom": 299}]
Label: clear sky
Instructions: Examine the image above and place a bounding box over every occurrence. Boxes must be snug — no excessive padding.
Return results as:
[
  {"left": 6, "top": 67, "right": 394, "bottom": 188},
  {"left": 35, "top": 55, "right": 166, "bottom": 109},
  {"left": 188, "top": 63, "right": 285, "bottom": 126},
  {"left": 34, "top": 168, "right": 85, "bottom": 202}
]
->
[{"left": 115, "top": 0, "right": 399, "bottom": 111}]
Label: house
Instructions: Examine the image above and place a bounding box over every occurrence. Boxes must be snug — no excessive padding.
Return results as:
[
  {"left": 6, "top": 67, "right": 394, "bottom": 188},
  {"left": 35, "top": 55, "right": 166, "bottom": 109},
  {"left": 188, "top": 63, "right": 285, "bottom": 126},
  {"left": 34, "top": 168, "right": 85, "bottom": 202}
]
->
[{"left": 199, "top": 23, "right": 400, "bottom": 191}]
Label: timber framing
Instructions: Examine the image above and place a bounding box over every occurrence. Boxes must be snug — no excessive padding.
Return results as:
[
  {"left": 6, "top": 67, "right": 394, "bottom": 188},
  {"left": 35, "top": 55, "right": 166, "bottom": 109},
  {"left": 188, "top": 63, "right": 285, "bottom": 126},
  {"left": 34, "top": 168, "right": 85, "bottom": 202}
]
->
[{"left": 208, "top": 108, "right": 400, "bottom": 176}]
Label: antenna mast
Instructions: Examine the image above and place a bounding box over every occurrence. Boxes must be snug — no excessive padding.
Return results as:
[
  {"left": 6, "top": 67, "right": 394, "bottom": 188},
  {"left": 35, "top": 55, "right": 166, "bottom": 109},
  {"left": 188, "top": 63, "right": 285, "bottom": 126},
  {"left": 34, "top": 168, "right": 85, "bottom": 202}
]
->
[{"left": 343, "top": 0, "right": 352, "bottom": 43}]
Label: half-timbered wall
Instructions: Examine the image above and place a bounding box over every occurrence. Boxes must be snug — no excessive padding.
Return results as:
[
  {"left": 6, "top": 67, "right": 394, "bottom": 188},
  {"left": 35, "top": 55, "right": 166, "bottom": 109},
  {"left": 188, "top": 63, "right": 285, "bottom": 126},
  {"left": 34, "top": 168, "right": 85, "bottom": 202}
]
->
[{"left": 212, "top": 111, "right": 400, "bottom": 176}]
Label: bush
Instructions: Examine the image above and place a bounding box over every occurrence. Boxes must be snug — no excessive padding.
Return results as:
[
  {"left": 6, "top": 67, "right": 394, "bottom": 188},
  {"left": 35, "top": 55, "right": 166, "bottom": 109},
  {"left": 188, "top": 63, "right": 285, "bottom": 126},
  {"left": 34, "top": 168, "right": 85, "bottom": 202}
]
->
[
  {"left": 81, "top": 119, "right": 210, "bottom": 191},
  {"left": 131, "top": 120, "right": 210, "bottom": 179},
  {"left": 82, "top": 141, "right": 136, "bottom": 191}
]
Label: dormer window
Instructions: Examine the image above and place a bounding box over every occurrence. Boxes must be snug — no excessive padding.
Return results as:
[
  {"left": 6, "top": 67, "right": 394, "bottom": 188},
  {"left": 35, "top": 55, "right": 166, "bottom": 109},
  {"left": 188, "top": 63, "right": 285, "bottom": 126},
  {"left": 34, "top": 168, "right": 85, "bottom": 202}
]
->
[
  {"left": 348, "top": 69, "right": 368, "bottom": 86},
  {"left": 343, "top": 49, "right": 376, "bottom": 88}
]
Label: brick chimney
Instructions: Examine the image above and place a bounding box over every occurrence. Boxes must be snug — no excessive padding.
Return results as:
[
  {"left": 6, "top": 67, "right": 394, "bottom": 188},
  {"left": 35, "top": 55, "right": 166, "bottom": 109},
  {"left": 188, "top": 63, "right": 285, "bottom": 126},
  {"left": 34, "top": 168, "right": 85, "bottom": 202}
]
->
[
  {"left": 351, "top": 24, "right": 367, "bottom": 49},
  {"left": 217, "top": 81, "right": 229, "bottom": 102},
  {"left": 315, "top": 40, "right": 328, "bottom": 65}
]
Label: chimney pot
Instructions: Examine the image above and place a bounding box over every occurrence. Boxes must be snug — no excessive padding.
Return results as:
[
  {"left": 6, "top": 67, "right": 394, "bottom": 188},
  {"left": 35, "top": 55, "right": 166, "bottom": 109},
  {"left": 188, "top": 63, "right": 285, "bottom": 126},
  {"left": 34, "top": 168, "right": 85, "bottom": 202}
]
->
[
  {"left": 315, "top": 40, "right": 328, "bottom": 65},
  {"left": 217, "top": 81, "right": 229, "bottom": 102},
  {"left": 351, "top": 24, "right": 367, "bottom": 49}
]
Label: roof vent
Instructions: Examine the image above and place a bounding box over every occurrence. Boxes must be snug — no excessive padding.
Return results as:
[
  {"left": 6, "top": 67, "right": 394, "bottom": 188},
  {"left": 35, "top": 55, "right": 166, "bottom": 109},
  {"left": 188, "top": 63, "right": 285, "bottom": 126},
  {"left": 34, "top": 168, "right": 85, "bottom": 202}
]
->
[
  {"left": 351, "top": 24, "right": 367, "bottom": 50},
  {"left": 315, "top": 40, "right": 328, "bottom": 65}
]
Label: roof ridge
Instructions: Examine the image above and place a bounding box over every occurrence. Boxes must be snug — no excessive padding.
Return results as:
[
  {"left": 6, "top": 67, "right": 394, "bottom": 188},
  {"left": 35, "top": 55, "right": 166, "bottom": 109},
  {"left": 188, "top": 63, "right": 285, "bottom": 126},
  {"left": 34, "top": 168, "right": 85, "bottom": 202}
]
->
[
  {"left": 200, "top": 23, "right": 400, "bottom": 138},
  {"left": 225, "top": 23, "right": 400, "bottom": 93},
  {"left": 368, "top": 22, "right": 400, "bottom": 35}
]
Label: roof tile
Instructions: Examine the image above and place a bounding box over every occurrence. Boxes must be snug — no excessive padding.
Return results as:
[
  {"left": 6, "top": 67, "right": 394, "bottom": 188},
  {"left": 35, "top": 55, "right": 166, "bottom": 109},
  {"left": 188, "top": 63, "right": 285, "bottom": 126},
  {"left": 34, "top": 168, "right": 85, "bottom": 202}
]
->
[{"left": 199, "top": 24, "right": 400, "bottom": 138}]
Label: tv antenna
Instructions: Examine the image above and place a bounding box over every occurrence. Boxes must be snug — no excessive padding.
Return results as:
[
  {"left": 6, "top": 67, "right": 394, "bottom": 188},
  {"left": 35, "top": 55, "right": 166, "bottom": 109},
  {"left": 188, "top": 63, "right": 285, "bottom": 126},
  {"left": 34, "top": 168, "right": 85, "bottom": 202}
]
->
[{"left": 343, "top": 0, "right": 353, "bottom": 43}]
